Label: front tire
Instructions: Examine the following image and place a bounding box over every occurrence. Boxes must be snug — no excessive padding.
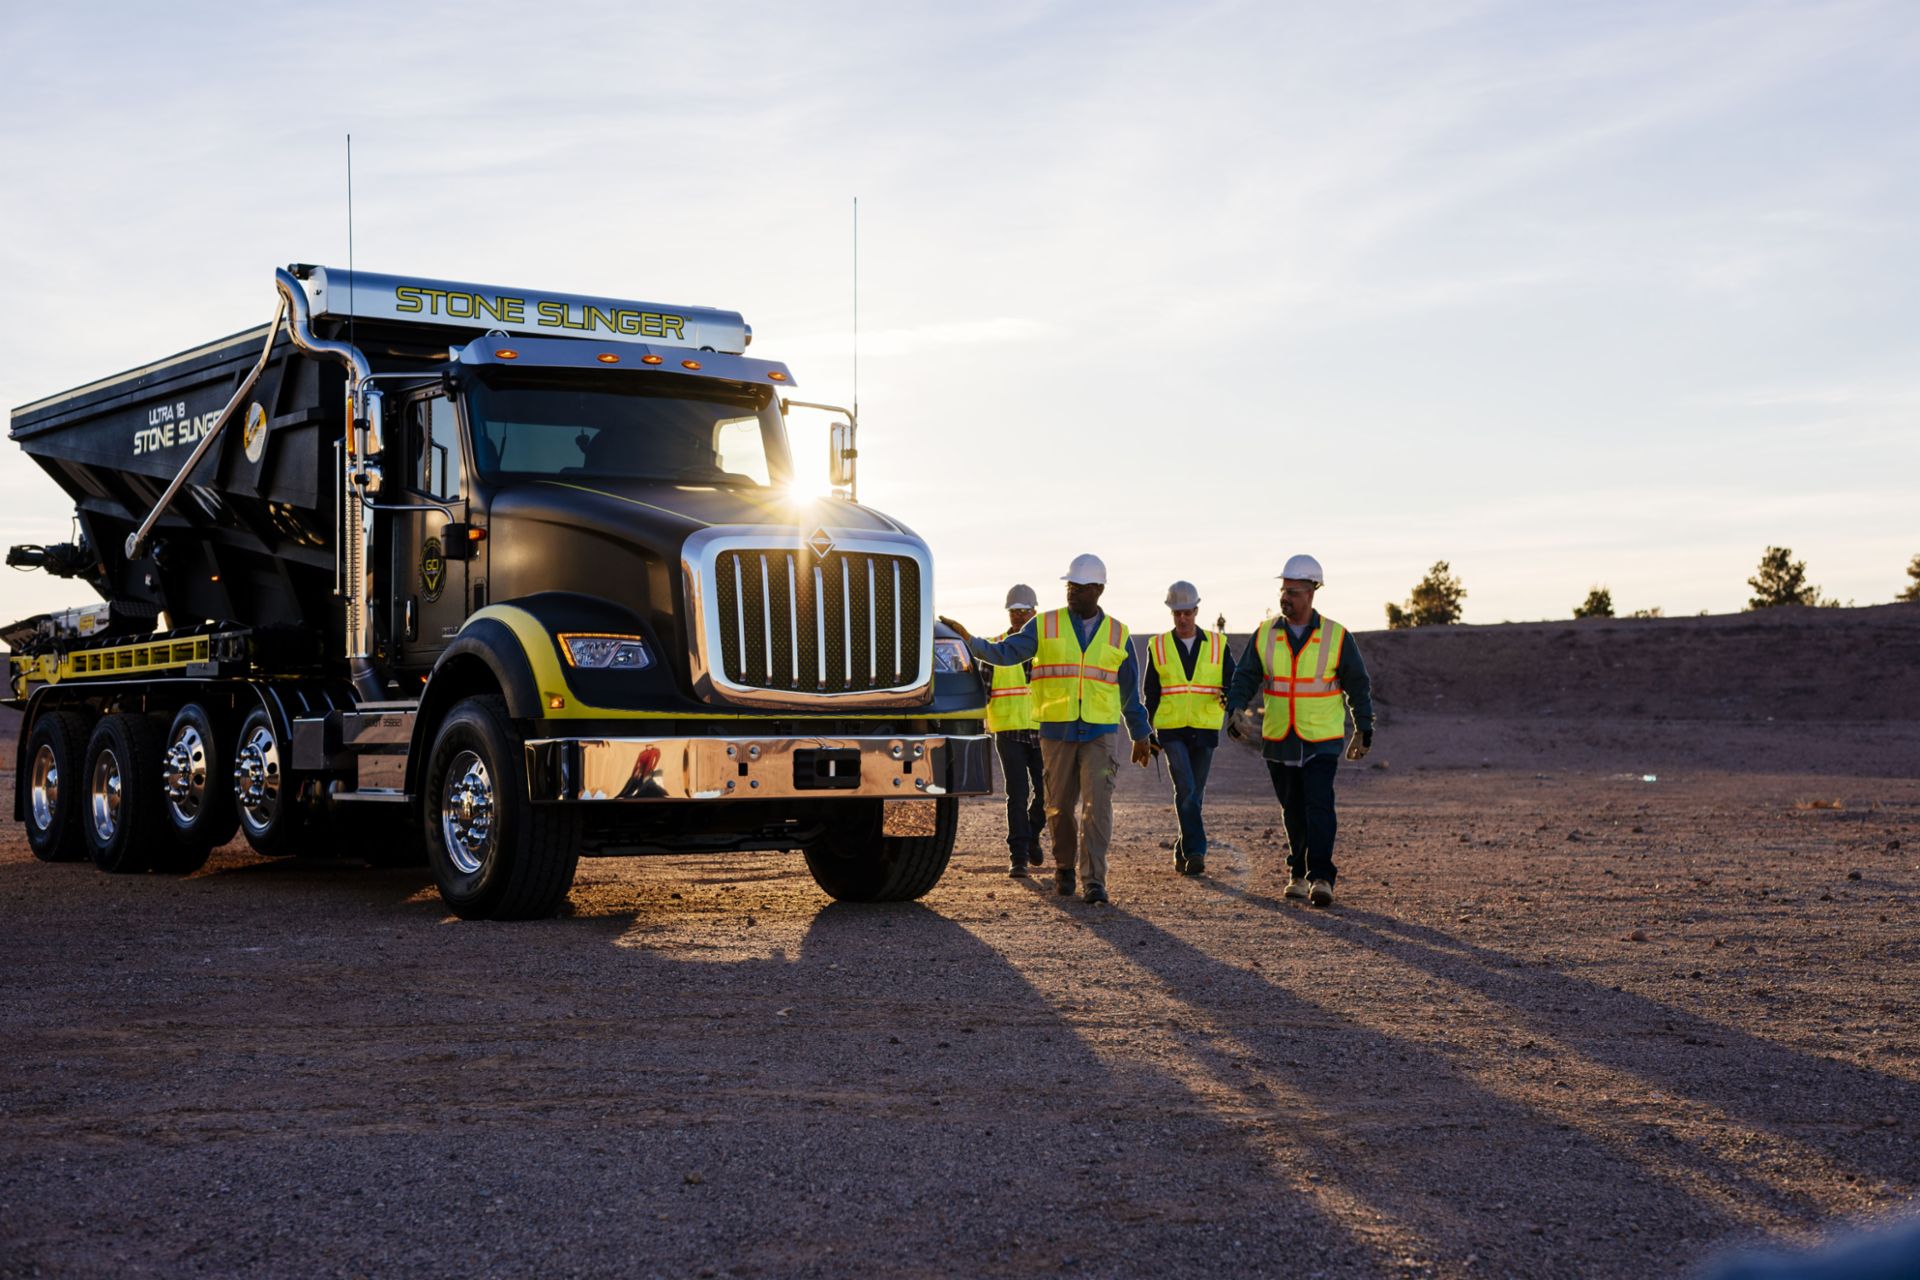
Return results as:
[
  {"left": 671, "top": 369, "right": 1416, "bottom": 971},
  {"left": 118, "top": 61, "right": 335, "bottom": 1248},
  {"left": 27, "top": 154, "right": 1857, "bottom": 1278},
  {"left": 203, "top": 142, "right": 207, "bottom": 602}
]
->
[
  {"left": 23, "top": 708, "right": 95, "bottom": 862},
  {"left": 82, "top": 714, "right": 173, "bottom": 874},
  {"left": 803, "top": 797, "right": 958, "bottom": 902},
  {"left": 423, "top": 695, "right": 580, "bottom": 920}
]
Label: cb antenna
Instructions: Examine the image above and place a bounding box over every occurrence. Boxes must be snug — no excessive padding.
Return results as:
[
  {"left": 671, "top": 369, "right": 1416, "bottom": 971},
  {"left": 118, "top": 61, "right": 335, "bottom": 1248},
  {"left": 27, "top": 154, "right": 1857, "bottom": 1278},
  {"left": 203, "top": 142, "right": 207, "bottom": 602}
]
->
[
  {"left": 852, "top": 195, "right": 859, "bottom": 429},
  {"left": 345, "top": 133, "right": 356, "bottom": 348}
]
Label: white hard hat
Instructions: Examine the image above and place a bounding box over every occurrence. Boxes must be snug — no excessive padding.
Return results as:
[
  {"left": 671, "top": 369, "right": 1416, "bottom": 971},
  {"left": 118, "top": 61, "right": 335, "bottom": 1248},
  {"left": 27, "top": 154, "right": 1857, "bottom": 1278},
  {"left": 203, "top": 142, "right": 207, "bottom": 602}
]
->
[
  {"left": 1004, "top": 583, "right": 1038, "bottom": 610},
  {"left": 1279, "top": 554, "right": 1325, "bottom": 586},
  {"left": 1061, "top": 553, "right": 1108, "bottom": 585},
  {"left": 1164, "top": 580, "right": 1201, "bottom": 610}
]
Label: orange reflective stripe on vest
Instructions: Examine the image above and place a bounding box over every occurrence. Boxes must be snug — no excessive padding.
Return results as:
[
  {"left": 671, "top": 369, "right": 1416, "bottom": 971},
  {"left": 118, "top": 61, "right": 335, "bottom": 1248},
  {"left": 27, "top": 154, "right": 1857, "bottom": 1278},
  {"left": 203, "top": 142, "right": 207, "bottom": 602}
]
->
[
  {"left": 1260, "top": 616, "right": 1347, "bottom": 742},
  {"left": 1150, "top": 628, "right": 1226, "bottom": 731}
]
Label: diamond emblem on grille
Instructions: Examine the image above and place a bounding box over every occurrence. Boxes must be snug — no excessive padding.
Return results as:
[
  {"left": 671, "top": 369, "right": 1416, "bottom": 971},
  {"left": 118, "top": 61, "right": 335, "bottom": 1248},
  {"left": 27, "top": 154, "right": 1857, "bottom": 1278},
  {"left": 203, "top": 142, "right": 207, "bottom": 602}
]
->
[{"left": 806, "top": 527, "right": 836, "bottom": 559}]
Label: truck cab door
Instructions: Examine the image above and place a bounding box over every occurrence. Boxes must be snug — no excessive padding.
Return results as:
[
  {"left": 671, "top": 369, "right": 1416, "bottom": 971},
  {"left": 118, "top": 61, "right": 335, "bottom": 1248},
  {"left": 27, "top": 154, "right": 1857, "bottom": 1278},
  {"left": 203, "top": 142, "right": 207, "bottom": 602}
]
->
[{"left": 390, "top": 392, "right": 469, "bottom": 673}]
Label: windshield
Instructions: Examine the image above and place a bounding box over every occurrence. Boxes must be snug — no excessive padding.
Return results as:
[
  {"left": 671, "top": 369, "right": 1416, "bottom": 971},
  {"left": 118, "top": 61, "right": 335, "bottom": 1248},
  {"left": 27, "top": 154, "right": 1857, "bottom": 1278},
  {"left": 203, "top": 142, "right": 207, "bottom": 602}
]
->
[{"left": 464, "top": 373, "right": 792, "bottom": 488}]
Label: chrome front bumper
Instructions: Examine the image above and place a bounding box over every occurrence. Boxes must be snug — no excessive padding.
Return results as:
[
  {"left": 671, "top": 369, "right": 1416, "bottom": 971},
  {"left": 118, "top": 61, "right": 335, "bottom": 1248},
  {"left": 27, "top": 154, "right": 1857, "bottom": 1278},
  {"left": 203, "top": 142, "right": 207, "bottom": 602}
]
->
[{"left": 523, "top": 733, "right": 994, "bottom": 803}]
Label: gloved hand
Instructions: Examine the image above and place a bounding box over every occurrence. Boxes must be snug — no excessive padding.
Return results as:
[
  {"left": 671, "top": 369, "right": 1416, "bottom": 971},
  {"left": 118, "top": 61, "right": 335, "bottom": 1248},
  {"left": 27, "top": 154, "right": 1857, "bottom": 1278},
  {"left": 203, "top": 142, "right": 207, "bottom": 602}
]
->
[
  {"left": 1130, "top": 738, "right": 1156, "bottom": 766},
  {"left": 936, "top": 615, "right": 973, "bottom": 645},
  {"left": 1345, "top": 729, "right": 1373, "bottom": 761},
  {"left": 1226, "top": 715, "right": 1247, "bottom": 742}
]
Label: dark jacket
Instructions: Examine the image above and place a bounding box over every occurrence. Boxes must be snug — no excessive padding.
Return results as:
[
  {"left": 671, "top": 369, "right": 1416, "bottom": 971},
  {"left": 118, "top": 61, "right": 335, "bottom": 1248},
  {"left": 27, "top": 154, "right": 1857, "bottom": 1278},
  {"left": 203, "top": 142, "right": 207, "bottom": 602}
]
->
[
  {"left": 1142, "top": 629, "right": 1238, "bottom": 747},
  {"left": 1223, "top": 611, "right": 1374, "bottom": 764}
]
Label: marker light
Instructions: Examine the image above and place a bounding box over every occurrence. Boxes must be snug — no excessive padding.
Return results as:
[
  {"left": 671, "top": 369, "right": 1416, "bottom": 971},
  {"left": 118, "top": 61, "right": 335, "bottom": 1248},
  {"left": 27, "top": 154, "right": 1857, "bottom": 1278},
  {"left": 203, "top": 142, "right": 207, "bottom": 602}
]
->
[
  {"left": 641, "top": 354, "right": 664, "bottom": 365},
  {"left": 597, "top": 353, "right": 621, "bottom": 364},
  {"left": 767, "top": 371, "right": 788, "bottom": 382},
  {"left": 681, "top": 359, "right": 702, "bottom": 370},
  {"left": 466, "top": 527, "right": 487, "bottom": 542},
  {"left": 559, "top": 633, "right": 654, "bottom": 670},
  {"left": 496, "top": 348, "right": 519, "bottom": 360}
]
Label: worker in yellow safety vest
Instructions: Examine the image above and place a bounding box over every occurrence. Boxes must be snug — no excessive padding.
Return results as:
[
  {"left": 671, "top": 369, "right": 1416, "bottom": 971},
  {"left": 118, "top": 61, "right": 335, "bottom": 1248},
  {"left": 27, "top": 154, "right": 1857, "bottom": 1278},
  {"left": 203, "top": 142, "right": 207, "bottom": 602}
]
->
[
  {"left": 941, "top": 554, "right": 1156, "bottom": 905},
  {"left": 1222, "top": 554, "right": 1375, "bottom": 908},
  {"left": 1143, "top": 581, "right": 1238, "bottom": 877},
  {"left": 981, "top": 583, "right": 1047, "bottom": 877}
]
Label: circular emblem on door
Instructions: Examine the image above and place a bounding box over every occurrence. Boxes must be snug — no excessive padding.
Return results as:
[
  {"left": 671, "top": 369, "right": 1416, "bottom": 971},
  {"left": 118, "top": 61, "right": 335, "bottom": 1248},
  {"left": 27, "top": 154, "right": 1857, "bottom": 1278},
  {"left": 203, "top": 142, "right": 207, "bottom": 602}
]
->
[
  {"left": 421, "top": 537, "right": 446, "bottom": 602},
  {"left": 241, "top": 402, "right": 268, "bottom": 463}
]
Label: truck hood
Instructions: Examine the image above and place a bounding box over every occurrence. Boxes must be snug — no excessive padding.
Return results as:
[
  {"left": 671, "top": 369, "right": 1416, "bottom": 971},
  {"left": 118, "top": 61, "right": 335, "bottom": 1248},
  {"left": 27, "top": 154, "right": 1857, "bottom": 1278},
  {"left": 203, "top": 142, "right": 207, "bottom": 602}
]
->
[{"left": 503, "top": 479, "right": 913, "bottom": 540}]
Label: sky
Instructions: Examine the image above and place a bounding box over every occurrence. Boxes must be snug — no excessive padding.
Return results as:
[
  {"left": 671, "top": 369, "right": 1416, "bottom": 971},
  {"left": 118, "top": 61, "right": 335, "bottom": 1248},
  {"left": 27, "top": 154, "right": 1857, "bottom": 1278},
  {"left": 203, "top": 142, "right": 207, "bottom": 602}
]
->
[{"left": 1, "top": 0, "right": 1916, "bottom": 635}]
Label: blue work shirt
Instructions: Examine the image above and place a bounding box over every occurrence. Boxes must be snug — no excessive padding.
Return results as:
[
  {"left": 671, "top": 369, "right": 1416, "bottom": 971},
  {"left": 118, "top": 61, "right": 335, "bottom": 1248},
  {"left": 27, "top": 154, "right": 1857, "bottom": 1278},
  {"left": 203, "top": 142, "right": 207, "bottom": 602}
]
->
[{"left": 966, "top": 611, "right": 1154, "bottom": 743}]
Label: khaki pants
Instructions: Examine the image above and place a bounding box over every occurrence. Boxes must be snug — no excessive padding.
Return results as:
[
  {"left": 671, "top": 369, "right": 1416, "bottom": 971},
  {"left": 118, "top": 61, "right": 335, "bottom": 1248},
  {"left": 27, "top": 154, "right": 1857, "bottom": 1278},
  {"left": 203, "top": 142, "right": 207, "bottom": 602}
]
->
[{"left": 1040, "top": 734, "right": 1120, "bottom": 889}]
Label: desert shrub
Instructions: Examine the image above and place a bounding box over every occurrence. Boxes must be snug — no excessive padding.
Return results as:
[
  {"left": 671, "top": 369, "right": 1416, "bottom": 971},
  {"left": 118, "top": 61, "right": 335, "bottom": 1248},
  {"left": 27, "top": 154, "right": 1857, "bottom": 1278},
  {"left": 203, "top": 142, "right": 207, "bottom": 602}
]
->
[
  {"left": 1385, "top": 561, "right": 1466, "bottom": 629},
  {"left": 1899, "top": 554, "right": 1920, "bottom": 603},
  {"left": 1574, "top": 586, "right": 1613, "bottom": 619},
  {"left": 1747, "top": 546, "right": 1820, "bottom": 609}
]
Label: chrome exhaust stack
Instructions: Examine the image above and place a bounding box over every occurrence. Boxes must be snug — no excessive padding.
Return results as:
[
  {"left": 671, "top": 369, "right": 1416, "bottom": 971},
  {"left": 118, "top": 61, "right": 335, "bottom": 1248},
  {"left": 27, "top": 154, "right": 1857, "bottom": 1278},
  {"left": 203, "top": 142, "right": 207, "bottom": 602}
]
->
[{"left": 275, "top": 266, "right": 385, "bottom": 702}]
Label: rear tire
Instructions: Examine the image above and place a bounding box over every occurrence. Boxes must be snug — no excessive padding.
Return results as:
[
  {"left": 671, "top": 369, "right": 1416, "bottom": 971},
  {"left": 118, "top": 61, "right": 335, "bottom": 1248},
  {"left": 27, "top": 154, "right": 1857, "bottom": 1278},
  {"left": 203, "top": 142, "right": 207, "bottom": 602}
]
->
[
  {"left": 803, "top": 797, "right": 957, "bottom": 902},
  {"left": 82, "top": 714, "right": 173, "bottom": 874},
  {"left": 232, "top": 706, "right": 325, "bottom": 857},
  {"left": 423, "top": 695, "right": 580, "bottom": 920},
  {"left": 160, "top": 703, "right": 239, "bottom": 853},
  {"left": 23, "top": 708, "right": 94, "bottom": 862}
]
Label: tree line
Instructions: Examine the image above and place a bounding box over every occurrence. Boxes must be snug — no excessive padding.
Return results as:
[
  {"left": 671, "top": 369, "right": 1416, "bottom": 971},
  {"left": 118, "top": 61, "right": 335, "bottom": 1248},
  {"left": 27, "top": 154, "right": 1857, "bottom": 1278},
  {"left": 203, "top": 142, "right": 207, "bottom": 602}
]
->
[{"left": 1382, "top": 550, "right": 1920, "bottom": 628}]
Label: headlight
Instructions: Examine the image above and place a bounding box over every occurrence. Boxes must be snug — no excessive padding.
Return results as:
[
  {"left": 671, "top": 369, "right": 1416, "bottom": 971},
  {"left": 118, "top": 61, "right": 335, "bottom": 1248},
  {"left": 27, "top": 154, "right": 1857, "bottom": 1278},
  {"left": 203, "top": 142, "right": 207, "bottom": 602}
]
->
[
  {"left": 933, "top": 636, "right": 973, "bottom": 673},
  {"left": 559, "top": 633, "right": 653, "bottom": 670}
]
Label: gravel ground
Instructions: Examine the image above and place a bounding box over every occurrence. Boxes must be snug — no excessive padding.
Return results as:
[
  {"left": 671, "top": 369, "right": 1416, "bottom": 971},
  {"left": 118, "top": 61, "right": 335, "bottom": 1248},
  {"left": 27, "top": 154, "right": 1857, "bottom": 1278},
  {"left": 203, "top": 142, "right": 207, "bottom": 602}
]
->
[{"left": 2, "top": 710, "right": 1917, "bottom": 1279}]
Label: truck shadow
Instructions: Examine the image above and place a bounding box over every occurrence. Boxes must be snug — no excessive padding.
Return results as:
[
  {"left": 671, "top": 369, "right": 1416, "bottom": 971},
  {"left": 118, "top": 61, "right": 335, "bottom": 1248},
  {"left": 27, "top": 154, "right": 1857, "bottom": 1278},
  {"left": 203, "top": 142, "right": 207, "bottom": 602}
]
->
[
  {"left": 525, "top": 897, "right": 1404, "bottom": 1272},
  {"left": 1206, "top": 880, "right": 1920, "bottom": 1197}
]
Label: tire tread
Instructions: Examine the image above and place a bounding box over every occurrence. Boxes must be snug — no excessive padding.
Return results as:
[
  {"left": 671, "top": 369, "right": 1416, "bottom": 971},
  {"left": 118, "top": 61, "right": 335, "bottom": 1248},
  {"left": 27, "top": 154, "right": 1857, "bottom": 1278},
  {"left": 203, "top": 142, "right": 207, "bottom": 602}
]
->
[{"left": 24, "top": 708, "right": 95, "bottom": 863}]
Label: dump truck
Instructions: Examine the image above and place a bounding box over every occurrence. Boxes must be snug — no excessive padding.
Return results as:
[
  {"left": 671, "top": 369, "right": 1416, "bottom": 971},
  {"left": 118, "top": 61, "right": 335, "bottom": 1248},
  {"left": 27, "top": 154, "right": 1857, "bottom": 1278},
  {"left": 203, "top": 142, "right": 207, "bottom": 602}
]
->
[{"left": 6, "top": 264, "right": 991, "bottom": 918}]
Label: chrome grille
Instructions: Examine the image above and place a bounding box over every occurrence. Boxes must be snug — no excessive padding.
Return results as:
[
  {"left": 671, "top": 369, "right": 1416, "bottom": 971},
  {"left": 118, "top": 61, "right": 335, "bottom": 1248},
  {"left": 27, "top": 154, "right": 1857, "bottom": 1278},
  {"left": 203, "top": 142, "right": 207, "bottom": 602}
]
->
[{"left": 712, "top": 548, "right": 922, "bottom": 695}]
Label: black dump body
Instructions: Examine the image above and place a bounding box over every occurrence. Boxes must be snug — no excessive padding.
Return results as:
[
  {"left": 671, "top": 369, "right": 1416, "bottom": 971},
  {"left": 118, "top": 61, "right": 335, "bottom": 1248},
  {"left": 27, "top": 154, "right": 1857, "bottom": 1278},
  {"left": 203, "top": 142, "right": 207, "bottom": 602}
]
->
[{"left": 9, "top": 318, "right": 461, "bottom": 647}]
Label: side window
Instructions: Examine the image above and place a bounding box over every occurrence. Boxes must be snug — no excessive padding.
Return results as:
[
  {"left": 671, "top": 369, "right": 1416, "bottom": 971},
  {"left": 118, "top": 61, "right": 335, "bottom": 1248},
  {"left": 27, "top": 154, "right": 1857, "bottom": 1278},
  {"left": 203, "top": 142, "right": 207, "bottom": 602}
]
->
[{"left": 409, "top": 396, "right": 463, "bottom": 500}]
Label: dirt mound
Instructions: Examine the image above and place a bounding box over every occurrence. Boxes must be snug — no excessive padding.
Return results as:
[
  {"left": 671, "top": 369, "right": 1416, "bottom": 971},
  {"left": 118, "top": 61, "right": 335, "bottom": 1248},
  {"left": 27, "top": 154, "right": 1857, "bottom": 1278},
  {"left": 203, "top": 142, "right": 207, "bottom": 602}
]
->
[{"left": 1236, "top": 603, "right": 1920, "bottom": 726}]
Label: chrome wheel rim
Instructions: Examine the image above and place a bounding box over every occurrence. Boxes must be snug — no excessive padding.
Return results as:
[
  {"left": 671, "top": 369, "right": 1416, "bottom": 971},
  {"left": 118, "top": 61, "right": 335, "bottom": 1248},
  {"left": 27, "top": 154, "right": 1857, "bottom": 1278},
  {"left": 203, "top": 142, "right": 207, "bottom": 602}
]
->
[
  {"left": 89, "top": 748, "right": 123, "bottom": 844},
  {"left": 232, "top": 723, "right": 281, "bottom": 835},
  {"left": 440, "top": 750, "right": 494, "bottom": 876},
  {"left": 30, "top": 744, "right": 59, "bottom": 832},
  {"left": 164, "top": 723, "right": 210, "bottom": 827}
]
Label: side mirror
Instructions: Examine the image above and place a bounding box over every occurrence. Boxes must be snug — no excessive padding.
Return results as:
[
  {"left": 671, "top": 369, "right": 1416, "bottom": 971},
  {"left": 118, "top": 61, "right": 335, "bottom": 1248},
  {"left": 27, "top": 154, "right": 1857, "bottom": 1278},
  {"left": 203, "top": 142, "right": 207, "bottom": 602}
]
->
[
  {"left": 829, "top": 420, "right": 856, "bottom": 492},
  {"left": 443, "top": 522, "right": 485, "bottom": 560}
]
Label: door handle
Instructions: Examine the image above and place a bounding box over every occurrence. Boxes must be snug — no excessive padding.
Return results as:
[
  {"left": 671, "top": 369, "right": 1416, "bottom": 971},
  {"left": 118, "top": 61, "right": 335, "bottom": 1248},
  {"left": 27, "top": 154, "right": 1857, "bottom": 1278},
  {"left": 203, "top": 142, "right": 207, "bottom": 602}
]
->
[{"left": 405, "top": 597, "right": 418, "bottom": 641}]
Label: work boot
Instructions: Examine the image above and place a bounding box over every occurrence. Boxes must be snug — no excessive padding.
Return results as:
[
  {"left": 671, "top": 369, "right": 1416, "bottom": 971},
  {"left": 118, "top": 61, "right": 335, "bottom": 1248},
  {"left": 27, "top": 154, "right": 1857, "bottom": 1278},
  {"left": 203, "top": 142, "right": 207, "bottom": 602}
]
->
[
  {"left": 1309, "top": 879, "right": 1334, "bottom": 908},
  {"left": 1183, "top": 856, "right": 1205, "bottom": 877},
  {"left": 1283, "top": 876, "right": 1310, "bottom": 900},
  {"left": 1008, "top": 858, "right": 1030, "bottom": 879},
  {"left": 1082, "top": 883, "right": 1110, "bottom": 905},
  {"left": 1055, "top": 868, "right": 1076, "bottom": 897}
]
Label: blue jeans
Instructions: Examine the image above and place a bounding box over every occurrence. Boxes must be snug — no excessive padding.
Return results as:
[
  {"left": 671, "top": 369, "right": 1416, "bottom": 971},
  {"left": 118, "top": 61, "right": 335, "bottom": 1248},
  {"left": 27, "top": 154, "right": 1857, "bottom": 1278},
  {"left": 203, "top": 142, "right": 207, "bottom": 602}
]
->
[
  {"left": 1161, "top": 736, "right": 1216, "bottom": 862},
  {"left": 995, "top": 734, "right": 1046, "bottom": 859},
  {"left": 1267, "top": 755, "right": 1339, "bottom": 884}
]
